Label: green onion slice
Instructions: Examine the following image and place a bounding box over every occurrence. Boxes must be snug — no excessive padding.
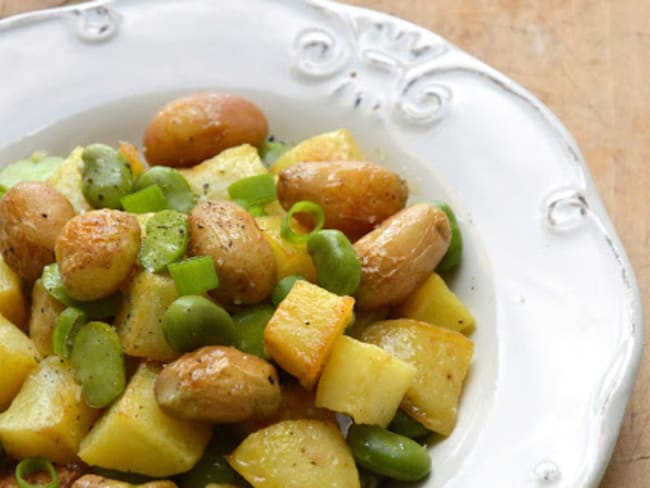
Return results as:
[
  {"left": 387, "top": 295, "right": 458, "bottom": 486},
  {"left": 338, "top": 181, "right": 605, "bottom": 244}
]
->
[
  {"left": 15, "top": 457, "right": 59, "bottom": 488},
  {"left": 280, "top": 200, "right": 325, "bottom": 244},
  {"left": 168, "top": 256, "right": 219, "bottom": 297},
  {"left": 227, "top": 174, "right": 277, "bottom": 208},
  {"left": 120, "top": 184, "right": 168, "bottom": 214}
]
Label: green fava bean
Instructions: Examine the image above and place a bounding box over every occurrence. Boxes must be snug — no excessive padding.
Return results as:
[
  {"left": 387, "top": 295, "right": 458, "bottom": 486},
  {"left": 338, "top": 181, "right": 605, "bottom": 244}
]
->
[
  {"left": 81, "top": 143, "right": 134, "bottom": 209},
  {"left": 180, "top": 429, "right": 244, "bottom": 488},
  {"left": 347, "top": 424, "right": 431, "bottom": 482},
  {"left": 388, "top": 410, "right": 431, "bottom": 439},
  {"left": 163, "top": 295, "right": 236, "bottom": 353},
  {"left": 139, "top": 210, "right": 189, "bottom": 272},
  {"left": 232, "top": 304, "right": 274, "bottom": 359},
  {"left": 270, "top": 274, "right": 305, "bottom": 307},
  {"left": 71, "top": 321, "right": 126, "bottom": 408},
  {"left": 431, "top": 201, "right": 463, "bottom": 273},
  {"left": 307, "top": 229, "right": 361, "bottom": 296},
  {"left": 134, "top": 166, "right": 196, "bottom": 213}
]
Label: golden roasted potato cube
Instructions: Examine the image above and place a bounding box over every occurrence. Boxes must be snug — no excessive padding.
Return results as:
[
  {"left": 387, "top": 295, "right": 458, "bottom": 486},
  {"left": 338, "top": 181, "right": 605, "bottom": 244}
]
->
[
  {"left": 0, "top": 356, "right": 100, "bottom": 463},
  {"left": 360, "top": 319, "right": 473, "bottom": 436},
  {"left": 255, "top": 215, "right": 316, "bottom": 282},
  {"left": 395, "top": 272, "right": 475, "bottom": 333},
  {"left": 270, "top": 128, "right": 363, "bottom": 174},
  {"left": 315, "top": 335, "right": 416, "bottom": 427},
  {"left": 28, "top": 278, "right": 66, "bottom": 357},
  {"left": 180, "top": 144, "right": 267, "bottom": 202},
  {"left": 114, "top": 270, "right": 179, "bottom": 362},
  {"left": 78, "top": 362, "right": 210, "bottom": 477},
  {"left": 0, "top": 255, "right": 28, "bottom": 330},
  {"left": 264, "top": 280, "right": 354, "bottom": 389},
  {"left": 0, "top": 314, "right": 40, "bottom": 410},
  {"left": 46, "top": 146, "right": 92, "bottom": 213},
  {"left": 228, "top": 419, "right": 359, "bottom": 488}
]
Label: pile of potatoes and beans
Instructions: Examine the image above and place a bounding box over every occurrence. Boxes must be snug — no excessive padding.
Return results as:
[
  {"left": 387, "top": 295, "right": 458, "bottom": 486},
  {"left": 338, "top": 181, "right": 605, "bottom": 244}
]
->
[{"left": 0, "top": 92, "right": 475, "bottom": 488}]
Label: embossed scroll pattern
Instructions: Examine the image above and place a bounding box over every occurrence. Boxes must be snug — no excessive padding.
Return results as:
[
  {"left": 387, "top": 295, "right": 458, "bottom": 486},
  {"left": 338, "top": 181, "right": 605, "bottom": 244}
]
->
[{"left": 292, "top": 1, "right": 453, "bottom": 126}]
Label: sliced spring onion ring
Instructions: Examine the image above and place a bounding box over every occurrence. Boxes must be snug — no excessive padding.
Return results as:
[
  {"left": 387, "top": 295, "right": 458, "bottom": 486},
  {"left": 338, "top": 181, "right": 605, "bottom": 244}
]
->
[
  {"left": 15, "top": 457, "right": 59, "bottom": 488},
  {"left": 280, "top": 200, "right": 325, "bottom": 244}
]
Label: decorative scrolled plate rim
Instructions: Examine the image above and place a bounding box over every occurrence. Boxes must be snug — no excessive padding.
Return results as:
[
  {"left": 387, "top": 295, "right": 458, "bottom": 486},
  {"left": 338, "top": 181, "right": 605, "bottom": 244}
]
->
[{"left": 0, "top": 1, "right": 643, "bottom": 487}]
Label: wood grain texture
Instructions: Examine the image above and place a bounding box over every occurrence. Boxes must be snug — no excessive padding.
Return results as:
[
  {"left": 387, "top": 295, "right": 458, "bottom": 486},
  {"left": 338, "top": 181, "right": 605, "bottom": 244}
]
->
[{"left": 339, "top": 1, "right": 648, "bottom": 487}]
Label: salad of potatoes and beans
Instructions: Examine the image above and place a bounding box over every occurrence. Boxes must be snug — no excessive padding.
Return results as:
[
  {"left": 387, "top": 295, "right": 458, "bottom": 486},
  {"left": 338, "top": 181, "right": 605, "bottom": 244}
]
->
[{"left": 0, "top": 92, "right": 475, "bottom": 488}]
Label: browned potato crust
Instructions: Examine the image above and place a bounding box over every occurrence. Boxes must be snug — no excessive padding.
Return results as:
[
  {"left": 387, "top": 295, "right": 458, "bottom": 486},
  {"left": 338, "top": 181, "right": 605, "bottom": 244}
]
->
[
  {"left": 0, "top": 463, "right": 86, "bottom": 488},
  {"left": 154, "top": 346, "right": 281, "bottom": 423},
  {"left": 55, "top": 209, "right": 141, "bottom": 301},
  {"left": 0, "top": 182, "right": 75, "bottom": 281},
  {"left": 277, "top": 161, "right": 408, "bottom": 241},
  {"left": 72, "top": 475, "right": 177, "bottom": 488},
  {"left": 143, "top": 92, "right": 268, "bottom": 168},
  {"left": 188, "top": 200, "right": 275, "bottom": 305},
  {"left": 354, "top": 204, "right": 451, "bottom": 310}
]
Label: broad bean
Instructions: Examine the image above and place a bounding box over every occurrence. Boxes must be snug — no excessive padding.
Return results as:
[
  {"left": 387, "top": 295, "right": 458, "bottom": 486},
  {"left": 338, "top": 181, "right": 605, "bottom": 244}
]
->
[
  {"left": 81, "top": 143, "right": 134, "bottom": 209},
  {"left": 163, "top": 295, "right": 236, "bottom": 352},
  {"left": 71, "top": 321, "right": 126, "bottom": 408},
  {"left": 347, "top": 424, "right": 431, "bottom": 482},
  {"left": 307, "top": 229, "right": 361, "bottom": 296}
]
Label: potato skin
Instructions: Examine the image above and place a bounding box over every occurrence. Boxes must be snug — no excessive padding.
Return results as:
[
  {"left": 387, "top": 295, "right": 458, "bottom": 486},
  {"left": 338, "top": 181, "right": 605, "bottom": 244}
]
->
[
  {"left": 154, "top": 346, "right": 281, "bottom": 423},
  {"left": 55, "top": 209, "right": 141, "bottom": 301},
  {"left": 0, "top": 181, "right": 75, "bottom": 281},
  {"left": 188, "top": 200, "right": 276, "bottom": 304},
  {"left": 143, "top": 92, "right": 268, "bottom": 168},
  {"left": 277, "top": 161, "right": 408, "bottom": 241},
  {"left": 354, "top": 204, "right": 451, "bottom": 310}
]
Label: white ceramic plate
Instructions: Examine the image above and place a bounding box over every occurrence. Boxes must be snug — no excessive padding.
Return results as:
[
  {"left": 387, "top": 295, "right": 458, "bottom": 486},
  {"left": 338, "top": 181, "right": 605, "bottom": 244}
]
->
[{"left": 0, "top": 1, "right": 643, "bottom": 487}]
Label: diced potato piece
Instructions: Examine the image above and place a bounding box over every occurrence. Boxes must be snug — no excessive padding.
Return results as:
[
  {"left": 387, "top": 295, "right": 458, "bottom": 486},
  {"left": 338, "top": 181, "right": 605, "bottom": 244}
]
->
[
  {"left": 264, "top": 281, "right": 354, "bottom": 389},
  {"left": 29, "top": 278, "right": 66, "bottom": 357},
  {"left": 360, "top": 319, "right": 473, "bottom": 436},
  {"left": 0, "top": 315, "right": 40, "bottom": 410},
  {"left": 78, "top": 362, "right": 210, "bottom": 477},
  {"left": 114, "top": 270, "right": 179, "bottom": 362},
  {"left": 0, "top": 356, "right": 100, "bottom": 463},
  {"left": 255, "top": 215, "right": 316, "bottom": 282},
  {"left": 228, "top": 419, "right": 359, "bottom": 488},
  {"left": 269, "top": 129, "right": 363, "bottom": 174},
  {"left": 46, "top": 146, "right": 92, "bottom": 213},
  {"left": 395, "top": 272, "right": 475, "bottom": 333},
  {"left": 315, "top": 335, "right": 416, "bottom": 427},
  {"left": 180, "top": 144, "right": 267, "bottom": 202},
  {"left": 0, "top": 255, "right": 28, "bottom": 330}
]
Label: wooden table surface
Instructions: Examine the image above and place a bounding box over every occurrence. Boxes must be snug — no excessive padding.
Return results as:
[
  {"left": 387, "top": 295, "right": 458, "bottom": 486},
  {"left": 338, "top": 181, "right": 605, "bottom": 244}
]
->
[
  {"left": 2, "top": 0, "right": 647, "bottom": 486},
  {"left": 339, "top": 1, "right": 648, "bottom": 487}
]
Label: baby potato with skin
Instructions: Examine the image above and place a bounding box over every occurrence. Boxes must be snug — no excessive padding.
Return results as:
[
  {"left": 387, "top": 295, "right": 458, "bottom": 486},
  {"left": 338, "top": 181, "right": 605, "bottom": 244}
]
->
[
  {"left": 55, "top": 209, "right": 141, "bottom": 301},
  {"left": 354, "top": 203, "right": 451, "bottom": 310},
  {"left": 154, "top": 345, "right": 281, "bottom": 424},
  {"left": 277, "top": 161, "right": 409, "bottom": 241},
  {"left": 0, "top": 181, "right": 75, "bottom": 282},
  {"left": 143, "top": 92, "right": 268, "bottom": 168},
  {"left": 188, "top": 200, "right": 276, "bottom": 305}
]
